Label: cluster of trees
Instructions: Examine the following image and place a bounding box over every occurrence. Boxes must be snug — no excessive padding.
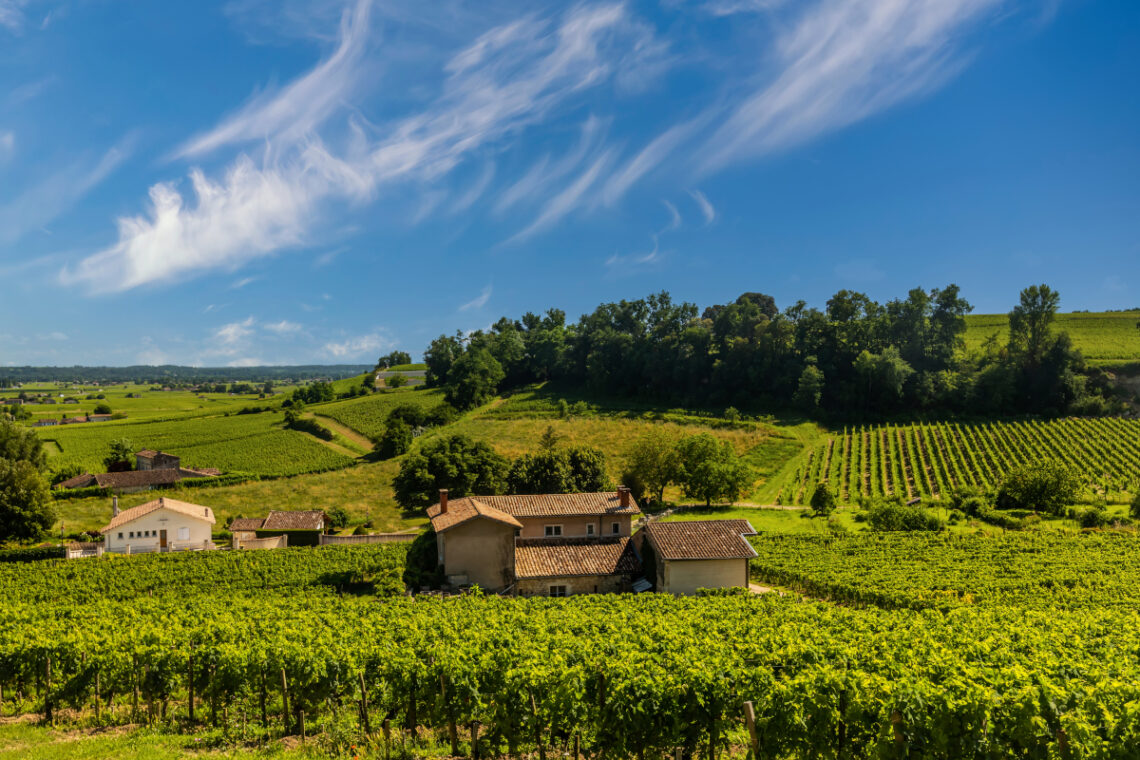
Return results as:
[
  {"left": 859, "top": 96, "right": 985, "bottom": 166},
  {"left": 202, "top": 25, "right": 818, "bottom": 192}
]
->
[
  {"left": 423, "top": 285, "right": 1113, "bottom": 417},
  {"left": 377, "top": 351, "right": 412, "bottom": 369},
  {"left": 287, "top": 381, "right": 336, "bottom": 406},
  {"left": 372, "top": 402, "right": 458, "bottom": 460},
  {"left": 394, "top": 426, "right": 755, "bottom": 510},
  {"left": 0, "top": 421, "right": 55, "bottom": 542}
]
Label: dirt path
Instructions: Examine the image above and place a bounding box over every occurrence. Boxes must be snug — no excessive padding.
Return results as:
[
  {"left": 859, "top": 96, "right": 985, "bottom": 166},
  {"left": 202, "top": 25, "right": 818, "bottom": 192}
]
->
[
  {"left": 749, "top": 583, "right": 775, "bottom": 594},
  {"left": 295, "top": 424, "right": 361, "bottom": 459},
  {"left": 312, "top": 414, "right": 374, "bottom": 451}
]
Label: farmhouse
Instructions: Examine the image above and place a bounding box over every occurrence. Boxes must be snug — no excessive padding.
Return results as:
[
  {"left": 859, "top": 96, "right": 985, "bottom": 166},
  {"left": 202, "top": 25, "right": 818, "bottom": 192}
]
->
[
  {"left": 638, "top": 520, "right": 757, "bottom": 595},
  {"left": 33, "top": 418, "right": 58, "bottom": 427},
  {"left": 55, "top": 451, "right": 220, "bottom": 493},
  {"left": 427, "top": 488, "right": 643, "bottom": 594},
  {"left": 135, "top": 450, "right": 182, "bottom": 470},
  {"left": 100, "top": 497, "right": 216, "bottom": 553},
  {"left": 227, "top": 510, "right": 328, "bottom": 547},
  {"left": 228, "top": 517, "right": 264, "bottom": 545}
]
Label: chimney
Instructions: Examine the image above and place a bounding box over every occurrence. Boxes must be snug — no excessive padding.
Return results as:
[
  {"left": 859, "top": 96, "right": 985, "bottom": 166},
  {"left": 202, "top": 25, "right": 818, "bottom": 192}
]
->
[
  {"left": 112, "top": 495, "right": 120, "bottom": 517},
  {"left": 618, "top": 486, "right": 630, "bottom": 508},
  {"left": 439, "top": 489, "right": 449, "bottom": 514}
]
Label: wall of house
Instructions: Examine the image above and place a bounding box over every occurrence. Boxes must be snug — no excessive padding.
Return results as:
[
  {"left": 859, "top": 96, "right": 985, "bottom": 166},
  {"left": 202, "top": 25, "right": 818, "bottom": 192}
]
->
[
  {"left": 440, "top": 519, "right": 514, "bottom": 590},
  {"left": 517, "top": 514, "right": 632, "bottom": 539},
  {"left": 662, "top": 558, "right": 748, "bottom": 595},
  {"left": 104, "top": 507, "right": 213, "bottom": 552},
  {"left": 516, "top": 573, "right": 630, "bottom": 597}
]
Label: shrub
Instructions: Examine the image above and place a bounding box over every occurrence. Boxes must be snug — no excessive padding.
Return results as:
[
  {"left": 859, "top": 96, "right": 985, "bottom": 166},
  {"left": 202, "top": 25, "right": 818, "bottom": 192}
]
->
[
  {"left": 809, "top": 483, "right": 836, "bottom": 516},
  {"left": 352, "top": 524, "right": 369, "bottom": 535},
  {"left": 1131, "top": 491, "right": 1140, "bottom": 521},
  {"left": 393, "top": 434, "right": 509, "bottom": 508},
  {"left": 376, "top": 419, "right": 413, "bottom": 459},
  {"left": 326, "top": 505, "right": 350, "bottom": 530},
  {"left": 386, "top": 403, "right": 428, "bottom": 429},
  {"left": 996, "top": 461, "right": 1080, "bottom": 515},
  {"left": 1074, "top": 506, "right": 1110, "bottom": 529},
  {"left": 866, "top": 501, "right": 945, "bottom": 532},
  {"left": 92, "top": 403, "right": 112, "bottom": 415}
]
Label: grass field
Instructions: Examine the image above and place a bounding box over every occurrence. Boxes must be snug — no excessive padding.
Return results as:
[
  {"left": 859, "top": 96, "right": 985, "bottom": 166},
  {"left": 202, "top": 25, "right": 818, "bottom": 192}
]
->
[
  {"left": 10, "top": 383, "right": 290, "bottom": 425},
  {"left": 316, "top": 387, "right": 445, "bottom": 440},
  {"left": 964, "top": 310, "right": 1140, "bottom": 365},
  {"left": 770, "top": 417, "right": 1140, "bottom": 505}
]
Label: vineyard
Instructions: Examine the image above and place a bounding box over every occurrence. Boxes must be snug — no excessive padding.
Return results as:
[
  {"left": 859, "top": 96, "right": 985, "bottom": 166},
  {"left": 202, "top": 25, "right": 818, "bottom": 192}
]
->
[
  {"left": 964, "top": 310, "right": 1140, "bottom": 365},
  {"left": 41, "top": 412, "right": 355, "bottom": 477},
  {"left": 318, "top": 389, "right": 446, "bottom": 440},
  {"left": 750, "top": 532, "right": 1140, "bottom": 610},
  {"left": 775, "top": 417, "right": 1140, "bottom": 504}
]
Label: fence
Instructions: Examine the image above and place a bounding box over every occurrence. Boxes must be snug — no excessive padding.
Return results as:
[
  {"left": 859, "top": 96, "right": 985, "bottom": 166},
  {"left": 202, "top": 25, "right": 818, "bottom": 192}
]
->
[
  {"left": 236, "top": 535, "right": 288, "bottom": 551},
  {"left": 105, "top": 540, "right": 216, "bottom": 555},
  {"left": 319, "top": 532, "right": 419, "bottom": 546},
  {"left": 64, "top": 543, "right": 104, "bottom": 560}
]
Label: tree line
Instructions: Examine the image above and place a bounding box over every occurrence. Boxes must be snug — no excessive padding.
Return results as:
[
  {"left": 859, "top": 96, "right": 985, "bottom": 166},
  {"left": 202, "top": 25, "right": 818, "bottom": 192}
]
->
[{"left": 423, "top": 284, "right": 1118, "bottom": 418}]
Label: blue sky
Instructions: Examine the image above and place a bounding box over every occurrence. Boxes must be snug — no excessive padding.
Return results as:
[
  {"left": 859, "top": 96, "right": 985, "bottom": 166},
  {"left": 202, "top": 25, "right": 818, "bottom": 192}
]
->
[{"left": 0, "top": 0, "right": 1136, "bottom": 366}]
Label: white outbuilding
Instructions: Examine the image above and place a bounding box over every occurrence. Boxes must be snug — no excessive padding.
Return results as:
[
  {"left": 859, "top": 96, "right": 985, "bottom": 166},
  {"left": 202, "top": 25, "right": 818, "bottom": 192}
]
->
[{"left": 100, "top": 497, "right": 216, "bottom": 554}]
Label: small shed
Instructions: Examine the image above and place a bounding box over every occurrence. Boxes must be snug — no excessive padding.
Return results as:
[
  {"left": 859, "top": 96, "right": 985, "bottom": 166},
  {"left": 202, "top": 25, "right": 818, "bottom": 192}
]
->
[
  {"left": 255, "top": 510, "right": 327, "bottom": 547},
  {"left": 640, "top": 519, "right": 757, "bottom": 595}
]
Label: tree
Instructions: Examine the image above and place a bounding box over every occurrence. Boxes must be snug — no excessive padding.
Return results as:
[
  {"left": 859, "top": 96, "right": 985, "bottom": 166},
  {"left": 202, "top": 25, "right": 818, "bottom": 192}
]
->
[
  {"left": 1131, "top": 491, "right": 1140, "bottom": 521},
  {"left": 809, "top": 483, "right": 836, "bottom": 516},
  {"left": 854, "top": 347, "right": 914, "bottom": 410},
  {"left": 1008, "top": 284, "right": 1061, "bottom": 364},
  {"left": 103, "top": 438, "right": 134, "bottom": 471},
  {"left": 424, "top": 334, "right": 464, "bottom": 387},
  {"left": 378, "top": 350, "right": 412, "bottom": 369},
  {"left": 674, "top": 433, "right": 753, "bottom": 507},
  {"left": 793, "top": 363, "right": 825, "bottom": 413},
  {"left": 385, "top": 373, "right": 409, "bottom": 389},
  {"left": 376, "top": 419, "right": 413, "bottom": 459},
  {"left": 624, "top": 428, "right": 680, "bottom": 507},
  {"left": 393, "top": 434, "right": 509, "bottom": 508},
  {"left": 444, "top": 347, "right": 504, "bottom": 411},
  {"left": 93, "top": 403, "right": 112, "bottom": 415},
  {"left": 507, "top": 446, "right": 607, "bottom": 495},
  {"left": 995, "top": 460, "right": 1080, "bottom": 515},
  {"left": 0, "top": 458, "right": 54, "bottom": 541},
  {"left": 538, "top": 425, "right": 561, "bottom": 452},
  {"left": 387, "top": 403, "right": 428, "bottom": 428},
  {"left": 326, "top": 505, "right": 350, "bottom": 531},
  {"left": 0, "top": 420, "right": 46, "bottom": 471}
]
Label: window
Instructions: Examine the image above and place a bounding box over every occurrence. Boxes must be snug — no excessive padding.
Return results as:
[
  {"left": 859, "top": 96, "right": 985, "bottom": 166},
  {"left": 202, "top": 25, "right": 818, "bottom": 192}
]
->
[
  {"left": 611, "top": 522, "right": 620, "bottom": 535},
  {"left": 586, "top": 524, "right": 595, "bottom": 536},
  {"left": 549, "top": 585, "right": 568, "bottom": 597},
  {"left": 117, "top": 533, "right": 123, "bottom": 540},
  {"left": 178, "top": 527, "right": 190, "bottom": 541},
  {"left": 128, "top": 531, "right": 134, "bottom": 538},
  {"left": 544, "top": 525, "right": 563, "bottom": 537}
]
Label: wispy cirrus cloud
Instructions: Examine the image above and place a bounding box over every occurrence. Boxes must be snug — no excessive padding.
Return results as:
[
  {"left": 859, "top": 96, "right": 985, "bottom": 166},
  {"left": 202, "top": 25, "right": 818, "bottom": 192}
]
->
[
  {"left": 689, "top": 189, "right": 715, "bottom": 225},
  {"left": 458, "top": 283, "right": 492, "bottom": 311}
]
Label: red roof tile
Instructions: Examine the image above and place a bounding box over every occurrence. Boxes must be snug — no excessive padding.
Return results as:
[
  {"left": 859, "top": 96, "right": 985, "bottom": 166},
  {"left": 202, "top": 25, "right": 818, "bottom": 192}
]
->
[
  {"left": 644, "top": 519, "right": 758, "bottom": 561},
  {"left": 514, "top": 537, "right": 641, "bottom": 579},
  {"left": 261, "top": 510, "right": 326, "bottom": 531},
  {"left": 427, "top": 499, "right": 523, "bottom": 533},
  {"left": 101, "top": 497, "right": 216, "bottom": 533}
]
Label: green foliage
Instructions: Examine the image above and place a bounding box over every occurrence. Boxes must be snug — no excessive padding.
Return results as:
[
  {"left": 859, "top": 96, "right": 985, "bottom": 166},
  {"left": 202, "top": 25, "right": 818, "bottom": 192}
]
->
[
  {"left": 865, "top": 500, "right": 944, "bottom": 532},
  {"left": 624, "top": 427, "right": 680, "bottom": 507},
  {"left": 326, "top": 505, "right": 350, "bottom": 530},
  {"left": 674, "top": 433, "right": 753, "bottom": 506},
  {"left": 0, "top": 546, "right": 63, "bottom": 563},
  {"left": 386, "top": 402, "right": 429, "bottom": 428},
  {"left": 402, "top": 528, "right": 444, "bottom": 590},
  {"left": 92, "top": 402, "right": 112, "bottom": 415},
  {"left": 103, "top": 437, "right": 133, "bottom": 470},
  {"left": 292, "top": 381, "right": 335, "bottom": 405},
  {"left": 393, "top": 434, "right": 509, "bottom": 508},
  {"left": 0, "top": 419, "right": 46, "bottom": 471},
  {"left": 793, "top": 363, "right": 825, "bottom": 413},
  {"left": 376, "top": 418, "right": 412, "bottom": 459},
  {"left": 378, "top": 350, "right": 412, "bottom": 369},
  {"left": 538, "top": 424, "right": 561, "bottom": 451},
  {"left": 0, "top": 458, "right": 54, "bottom": 541},
  {"left": 49, "top": 463, "right": 84, "bottom": 485},
  {"left": 507, "top": 446, "right": 607, "bottom": 495},
  {"left": 444, "top": 347, "right": 504, "bottom": 411},
  {"left": 385, "top": 373, "right": 409, "bottom": 389},
  {"left": 996, "top": 460, "right": 1081, "bottom": 515},
  {"left": 809, "top": 483, "right": 836, "bottom": 516}
]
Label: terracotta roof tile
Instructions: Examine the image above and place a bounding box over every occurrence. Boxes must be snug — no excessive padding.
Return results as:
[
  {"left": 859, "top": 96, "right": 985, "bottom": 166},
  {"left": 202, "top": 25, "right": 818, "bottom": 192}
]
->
[
  {"left": 514, "top": 537, "right": 641, "bottom": 579},
  {"left": 91, "top": 469, "right": 186, "bottom": 489},
  {"left": 136, "top": 449, "right": 160, "bottom": 458},
  {"left": 644, "top": 519, "right": 758, "bottom": 561},
  {"left": 261, "top": 510, "right": 326, "bottom": 531},
  {"left": 427, "top": 499, "right": 523, "bottom": 533},
  {"left": 56, "top": 473, "right": 96, "bottom": 489},
  {"left": 101, "top": 497, "right": 216, "bottom": 534},
  {"left": 228, "top": 517, "right": 265, "bottom": 532}
]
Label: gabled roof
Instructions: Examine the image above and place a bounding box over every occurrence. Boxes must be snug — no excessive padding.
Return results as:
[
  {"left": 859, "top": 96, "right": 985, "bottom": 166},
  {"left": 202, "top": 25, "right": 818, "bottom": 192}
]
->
[
  {"left": 260, "top": 510, "right": 326, "bottom": 531},
  {"left": 514, "top": 537, "right": 641, "bottom": 579},
  {"left": 57, "top": 473, "right": 97, "bottom": 489},
  {"left": 228, "top": 517, "right": 265, "bottom": 532},
  {"left": 427, "top": 499, "right": 523, "bottom": 533},
  {"left": 135, "top": 449, "right": 160, "bottom": 458},
  {"left": 644, "top": 519, "right": 758, "bottom": 561},
  {"left": 101, "top": 497, "right": 216, "bottom": 534}
]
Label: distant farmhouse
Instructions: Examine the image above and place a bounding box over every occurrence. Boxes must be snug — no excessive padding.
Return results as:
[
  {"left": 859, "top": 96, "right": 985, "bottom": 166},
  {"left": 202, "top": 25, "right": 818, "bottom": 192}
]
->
[
  {"left": 57, "top": 450, "right": 220, "bottom": 493},
  {"left": 426, "top": 488, "right": 756, "bottom": 596}
]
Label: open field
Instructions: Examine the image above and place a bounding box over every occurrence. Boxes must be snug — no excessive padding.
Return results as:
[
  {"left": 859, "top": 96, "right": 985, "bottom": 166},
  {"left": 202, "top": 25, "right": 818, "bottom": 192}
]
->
[
  {"left": 771, "top": 417, "right": 1140, "bottom": 505},
  {"left": 964, "top": 310, "right": 1140, "bottom": 365},
  {"left": 8, "top": 383, "right": 290, "bottom": 425}
]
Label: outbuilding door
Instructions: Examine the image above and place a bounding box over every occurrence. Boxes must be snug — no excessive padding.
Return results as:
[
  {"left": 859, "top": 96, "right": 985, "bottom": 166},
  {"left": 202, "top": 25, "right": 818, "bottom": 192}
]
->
[{"left": 159, "top": 530, "right": 168, "bottom": 549}]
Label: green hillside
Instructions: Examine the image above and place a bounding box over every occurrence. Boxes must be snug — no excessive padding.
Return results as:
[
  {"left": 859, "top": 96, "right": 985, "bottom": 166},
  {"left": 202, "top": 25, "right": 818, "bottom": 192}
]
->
[{"left": 965, "top": 310, "right": 1140, "bottom": 365}]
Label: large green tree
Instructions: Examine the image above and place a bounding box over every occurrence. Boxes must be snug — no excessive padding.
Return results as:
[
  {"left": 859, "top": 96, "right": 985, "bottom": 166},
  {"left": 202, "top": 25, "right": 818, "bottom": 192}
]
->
[
  {"left": 0, "top": 458, "right": 54, "bottom": 541},
  {"left": 444, "top": 347, "right": 505, "bottom": 411},
  {"left": 674, "top": 433, "right": 753, "bottom": 507},
  {"left": 393, "top": 434, "right": 509, "bottom": 508},
  {"left": 623, "top": 428, "right": 680, "bottom": 507},
  {"left": 995, "top": 460, "right": 1080, "bottom": 515},
  {"left": 507, "top": 446, "right": 607, "bottom": 495},
  {"left": 0, "top": 420, "right": 46, "bottom": 471}
]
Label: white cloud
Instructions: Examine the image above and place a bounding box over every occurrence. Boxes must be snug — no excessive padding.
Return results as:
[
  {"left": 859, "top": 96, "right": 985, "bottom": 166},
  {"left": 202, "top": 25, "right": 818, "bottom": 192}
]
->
[
  {"left": 601, "top": 119, "right": 701, "bottom": 206},
  {"left": 458, "top": 283, "right": 492, "bottom": 312},
  {"left": 68, "top": 3, "right": 660, "bottom": 293},
  {"left": 662, "top": 199, "right": 681, "bottom": 231},
  {"left": 689, "top": 189, "right": 715, "bottom": 224},
  {"left": 605, "top": 234, "right": 664, "bottom": 272},
  {"left": 450, "top": 162, "right": 496, "bottom": 214},
  {"left": 214, "top": 316, "right": 256, "bottom": 350},
  {"left": 0, "top": 1, "right": 29, "bottom": 32},
  {"left": 231, "top": 276, "right": 258, "bottom": 289},
  {"left": 699, "top": 0, "right": 1002, "bottom": 171},
  {"left": 324, "top": 332, "right": 388, "bottom": 358},
  {"left": 0, "top": 139, "right": 132, "bottom": 245},
  {"left": 508, "top": 152, "right": 613, "bottom": 242},
  {"left": 265, "top": 320, "right": 303, "bottom": 334}
]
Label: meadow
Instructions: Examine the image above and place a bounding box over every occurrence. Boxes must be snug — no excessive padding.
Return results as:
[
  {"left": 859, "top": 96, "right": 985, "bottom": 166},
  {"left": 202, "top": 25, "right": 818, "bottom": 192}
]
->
[{"left": 964, "top": 310, "right": 1140, "bottom": 365}]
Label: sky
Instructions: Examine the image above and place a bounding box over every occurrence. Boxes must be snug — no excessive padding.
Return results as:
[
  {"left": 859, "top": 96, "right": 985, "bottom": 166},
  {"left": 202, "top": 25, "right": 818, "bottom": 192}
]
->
[{"left": 0, "top": 0, "right": 1137, "bottom": 366}]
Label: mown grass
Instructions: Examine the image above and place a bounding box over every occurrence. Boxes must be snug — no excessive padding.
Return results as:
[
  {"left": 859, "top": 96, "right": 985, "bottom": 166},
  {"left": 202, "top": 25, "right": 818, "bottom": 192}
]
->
[{"left": 964, "top": 310, "right": 1140, "bottom": 365}]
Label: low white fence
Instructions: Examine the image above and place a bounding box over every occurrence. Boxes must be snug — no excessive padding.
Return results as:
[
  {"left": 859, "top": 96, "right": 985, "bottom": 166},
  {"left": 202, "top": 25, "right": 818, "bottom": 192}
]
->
[
  {"left": 105, "top": 540, "right": 215, "bottom": 555},
  {"left": 319, "top": 532, "right": 419, "bottom": 546},
  {"left": 65, "top": 543, "right": 104, "bottom": 560},
  {"left": 236, "top": 535, "right": 288, "bottom": 551}
]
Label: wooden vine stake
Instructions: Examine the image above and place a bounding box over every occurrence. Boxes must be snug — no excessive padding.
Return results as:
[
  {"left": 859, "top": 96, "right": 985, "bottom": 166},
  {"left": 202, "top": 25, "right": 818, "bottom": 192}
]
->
[
  {"left": 890, "top": 710, "right": 905, "bottom": 757},
  {"left": 530, "top": 692, "right": 546, "bottom": 760},
  {"left": 43, "top": 656, "right": 52, "bottom": 724},
  {"left": 94, "top": 669, "right": 101, "bottom": 723},
  {"left": 382, "top": 718, "right": 391, "bottom": 760},
  {"left": 358, "top": 672, "right": 371, "bottom": 735},
  {"left": 187, "top": 654, "right": 195, "bottom": 724},
  {"left": 743, "top": 701, "right": 759, "bottom": 759},
  {"left": 441, "top": 673, "right": 458, "bottom": 756},
  {"left": 259, "top": 669, "right": 267, "bottom": 728},
  {"left": 280, "top": 668, "right": 291, "bottom": 735},
  {"left": 470, "top": 721, "right": 480, "bottom": 760}
]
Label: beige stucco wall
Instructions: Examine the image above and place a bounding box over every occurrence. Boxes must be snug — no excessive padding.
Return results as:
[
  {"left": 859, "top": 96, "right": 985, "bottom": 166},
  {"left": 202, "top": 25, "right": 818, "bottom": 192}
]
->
[
  {"left": 440, "top": 519, "right": 515, "bottom": 590},
  {"left": 517, "top": 514, "right": 632, "bottom": 539},
  {"left": 661, "top": 558, "right": 749, "bottom": 595},
  {"left": 517, "top": 574, "right": 629, "bottom": 597},
  {"left": 104, "top": 507, "right": 214, "bottom": 552}
]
